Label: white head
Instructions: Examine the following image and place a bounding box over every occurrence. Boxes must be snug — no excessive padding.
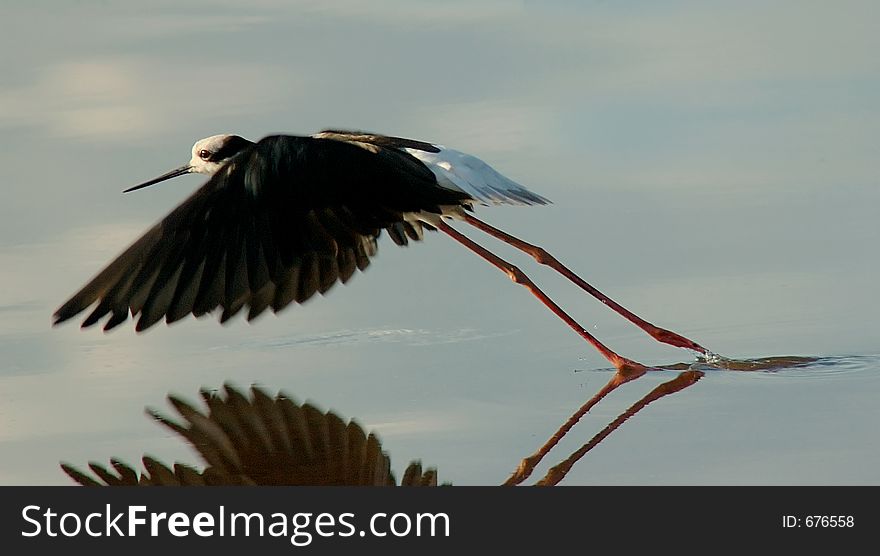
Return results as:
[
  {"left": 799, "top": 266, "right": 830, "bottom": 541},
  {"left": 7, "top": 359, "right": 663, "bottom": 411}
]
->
[
  {"left": 124, "top": 134, "right": 254, "bottom": 192},
  {"left": 188, "top": 134, "right": 254, "bottom": 175}
]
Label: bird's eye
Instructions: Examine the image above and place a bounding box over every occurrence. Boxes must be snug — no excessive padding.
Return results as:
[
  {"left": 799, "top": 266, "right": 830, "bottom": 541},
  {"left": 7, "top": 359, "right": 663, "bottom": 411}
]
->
[{"left": 198, "top": 149, "right": 212, "bottom": 160}]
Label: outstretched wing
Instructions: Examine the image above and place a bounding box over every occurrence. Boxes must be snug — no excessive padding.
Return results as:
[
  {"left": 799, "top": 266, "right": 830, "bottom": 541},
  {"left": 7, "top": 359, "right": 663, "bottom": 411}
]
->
[
  {"left": 315, "top": 129, "right": 550, "bottom": 207},
  {"left": 53, "top": 135, "right": 471, "bottom": 332},
  {"left": 312, "top": 129, "right": 441, "bottom": 154}
]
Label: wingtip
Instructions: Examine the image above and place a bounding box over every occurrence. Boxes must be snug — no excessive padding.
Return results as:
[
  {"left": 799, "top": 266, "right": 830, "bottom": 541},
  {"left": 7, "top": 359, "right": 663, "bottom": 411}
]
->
[
  {"left": 144, "top": 406, "right": 163, "bottom": 422},
  {"left": 52, "top": 304, "right": 77, "bottom": 328},
  {"left": 58, "top": 461, "right": 76, "bottom": 473},
  {"left": 134, "top": 316, "right": 151, "bottom": 334},
  {"left": 60, "top": 462, "right": 102, "bottom": 486}
]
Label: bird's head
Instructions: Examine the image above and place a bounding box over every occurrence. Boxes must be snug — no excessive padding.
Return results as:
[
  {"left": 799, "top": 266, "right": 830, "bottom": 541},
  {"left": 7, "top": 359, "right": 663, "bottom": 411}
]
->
[{"left": 124, "top": 134, "right": 254, "bottom": 193}]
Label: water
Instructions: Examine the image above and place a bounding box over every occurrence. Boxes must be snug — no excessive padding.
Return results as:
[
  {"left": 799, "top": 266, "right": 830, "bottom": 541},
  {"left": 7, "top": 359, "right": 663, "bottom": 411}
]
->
[{"left": 1, "top": 1, "right": 878, "bottom": 485}]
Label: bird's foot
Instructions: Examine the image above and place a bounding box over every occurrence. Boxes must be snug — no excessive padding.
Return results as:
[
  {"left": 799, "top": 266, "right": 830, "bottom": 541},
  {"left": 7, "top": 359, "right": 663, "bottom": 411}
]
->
[
  {"left": 611, "top": 357, "right": 650, "bottom": 384},
  {"left": 650, "top": 327, "right": 710, "bottom": 356}
]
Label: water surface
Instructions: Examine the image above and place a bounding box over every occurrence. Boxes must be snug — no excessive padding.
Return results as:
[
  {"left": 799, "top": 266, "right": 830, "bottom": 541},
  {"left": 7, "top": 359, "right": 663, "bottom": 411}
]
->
[{"left": 1, "top": 1, "right": 878, "bottom": 485}]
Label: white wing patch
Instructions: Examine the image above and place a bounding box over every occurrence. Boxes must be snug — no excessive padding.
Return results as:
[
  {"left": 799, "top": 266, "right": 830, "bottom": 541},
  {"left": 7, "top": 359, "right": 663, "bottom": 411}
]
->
[{"left": 404, "top": 147, "right": 550, "bottom": 207}]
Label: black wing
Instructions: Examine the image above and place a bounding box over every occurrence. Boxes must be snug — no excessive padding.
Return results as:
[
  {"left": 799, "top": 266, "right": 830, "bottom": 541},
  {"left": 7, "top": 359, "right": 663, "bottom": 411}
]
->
[
  {"left": 312, "top": 129, "right": 441, "bottom": 153},
  {"left": 53, "top": 134, "right": 471, "bottom": 332}
]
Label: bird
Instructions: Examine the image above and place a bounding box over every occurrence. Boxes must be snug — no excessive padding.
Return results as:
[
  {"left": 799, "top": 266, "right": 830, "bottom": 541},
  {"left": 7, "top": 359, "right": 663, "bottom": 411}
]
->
[{"left": 53, "top": 130, "right": 710, "bottom": 371}]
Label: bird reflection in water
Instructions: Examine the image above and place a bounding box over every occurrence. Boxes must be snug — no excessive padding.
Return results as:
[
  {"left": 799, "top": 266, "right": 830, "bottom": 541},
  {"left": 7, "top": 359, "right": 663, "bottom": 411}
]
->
[{"left": 62, "top": 368, "right": 706, "bottom": 486}]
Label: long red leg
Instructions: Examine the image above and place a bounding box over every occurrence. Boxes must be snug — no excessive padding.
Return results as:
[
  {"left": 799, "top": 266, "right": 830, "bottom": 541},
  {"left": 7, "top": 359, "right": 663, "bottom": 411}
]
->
[
  {"left": 462, "top": 213, "right": 710, "bottom": 356},
  {"left": 436, "top": 221, "right": 648, "bottom": 374}
]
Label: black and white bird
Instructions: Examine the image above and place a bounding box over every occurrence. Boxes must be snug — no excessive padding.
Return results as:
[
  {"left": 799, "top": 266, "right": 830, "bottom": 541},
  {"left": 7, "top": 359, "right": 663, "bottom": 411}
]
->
[{"left": 53, "top": 130, "right": 709, "bottom": 371}]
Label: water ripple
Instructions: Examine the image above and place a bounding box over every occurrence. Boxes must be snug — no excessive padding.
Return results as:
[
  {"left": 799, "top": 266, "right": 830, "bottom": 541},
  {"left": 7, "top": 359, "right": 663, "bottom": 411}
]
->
[
  {"left": 659, "top": 354, "right": 879, "bottom": 378},
  {"left": 209, "top": 327, "right": 518, "bottom": 351}
]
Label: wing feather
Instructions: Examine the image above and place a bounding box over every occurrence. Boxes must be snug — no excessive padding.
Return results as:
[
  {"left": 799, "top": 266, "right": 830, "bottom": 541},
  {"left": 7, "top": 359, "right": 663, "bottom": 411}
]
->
[{"left": 54, "top": 134, "right": 470, "bottom": 331}]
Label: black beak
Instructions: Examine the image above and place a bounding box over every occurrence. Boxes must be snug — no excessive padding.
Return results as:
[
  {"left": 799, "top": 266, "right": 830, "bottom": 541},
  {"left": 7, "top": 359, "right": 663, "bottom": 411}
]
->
[{"left": 123, "top": 165, "right": 193, "bottom": 193}]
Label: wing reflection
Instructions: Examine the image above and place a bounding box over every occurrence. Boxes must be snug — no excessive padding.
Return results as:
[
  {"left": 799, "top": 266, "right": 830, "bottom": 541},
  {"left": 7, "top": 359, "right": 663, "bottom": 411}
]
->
[{"left": 61, "top": 384, "right": 438, "bottom": 487}]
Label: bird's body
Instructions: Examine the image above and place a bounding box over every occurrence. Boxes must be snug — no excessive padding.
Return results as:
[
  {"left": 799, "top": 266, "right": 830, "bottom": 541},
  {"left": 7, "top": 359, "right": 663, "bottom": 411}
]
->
[
  {"left": 54, "top": 131, "right": 547, "bottom": 332},
  {"left": 55, "top": 129, "right": 708, "bottom": 372}
]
